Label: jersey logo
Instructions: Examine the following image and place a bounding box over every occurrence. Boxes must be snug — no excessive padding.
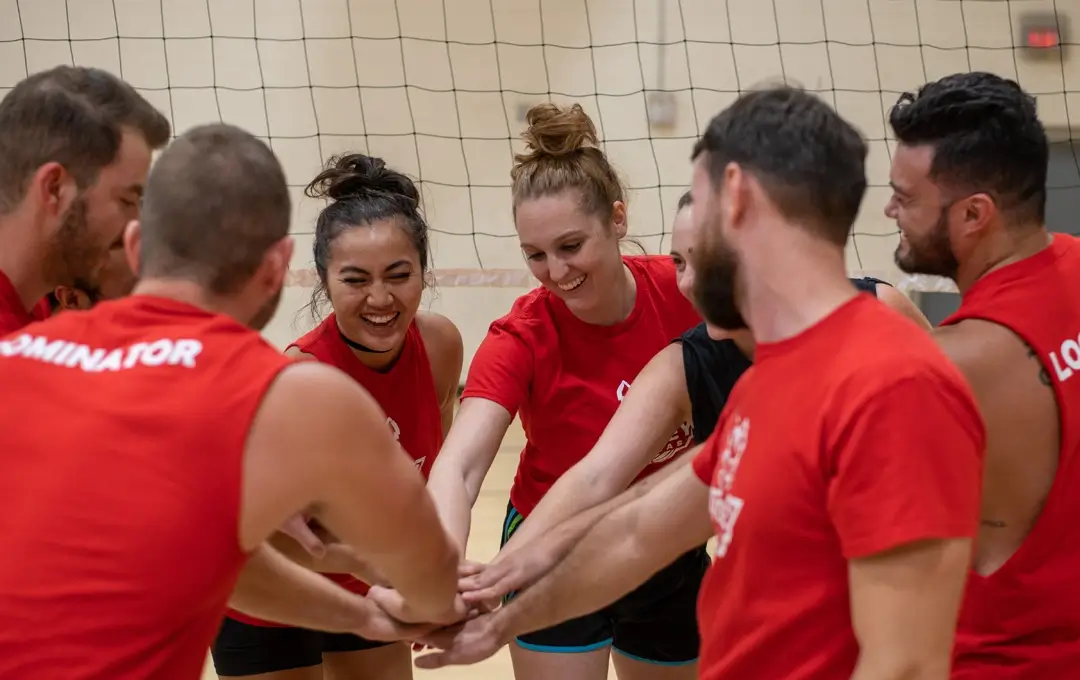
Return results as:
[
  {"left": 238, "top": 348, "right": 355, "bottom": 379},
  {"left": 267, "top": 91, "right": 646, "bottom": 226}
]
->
[
  {"left": 708, "top": 415, "right": 750, "bottom": 558},
  {"left": 652, "top": 421, "right": 694, "bottom": 463},
  {"left": 616, "top": 379, "right": 695, "bottom": 465},
  {"left": 413, "top": 456, "right": 426, "bottom": 471},
  {"left": 1050, "top": 331, "right": 1080, "bottom": 383}
]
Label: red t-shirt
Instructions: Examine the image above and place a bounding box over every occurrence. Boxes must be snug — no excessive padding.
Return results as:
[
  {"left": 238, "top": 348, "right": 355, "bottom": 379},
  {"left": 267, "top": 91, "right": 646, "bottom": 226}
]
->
[
  {"left": 945, "top": 234, "right": 1080, "bottom": 678},
  {"left": 0, "top": 269, "right": 36, "bottom": 336},
  {"left": 692, "top": 293, "right": 985, "bottom": 680},
  {"left": 228, "top": 316, "right": 444, "bottom": 626},
  {"left": 0, "top": 296, "right": 292, "bottom": 679},
  {"left": 463, "top": 255, "right": 700, "bottom": 517}
]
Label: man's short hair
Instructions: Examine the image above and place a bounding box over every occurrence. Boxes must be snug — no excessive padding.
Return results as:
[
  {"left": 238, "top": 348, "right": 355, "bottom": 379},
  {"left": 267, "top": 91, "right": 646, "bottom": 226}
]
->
[
  {"left": 692, "top": 85, "right": 868, "bottom": 247},
  {"left": 138, "top": 123, "right": 292, "bottom": 295},
  {"left": 0, "top": 66, "right": 171, "bottom": 213},
  {"left": 889, "top": 72, "right": 1048, "bottom": 226}
]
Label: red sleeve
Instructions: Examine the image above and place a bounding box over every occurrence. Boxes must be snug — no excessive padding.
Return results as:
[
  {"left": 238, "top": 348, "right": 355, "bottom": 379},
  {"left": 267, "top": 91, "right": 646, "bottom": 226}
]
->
[
  {"left": 826, "top": 372, "right": 986, "bottom": 559},
  {"left": 692, "top": 435, "right": 721, "bottom": 485},
  {"left": 460, "top": 322, "right": 534, "bottom": 417}
]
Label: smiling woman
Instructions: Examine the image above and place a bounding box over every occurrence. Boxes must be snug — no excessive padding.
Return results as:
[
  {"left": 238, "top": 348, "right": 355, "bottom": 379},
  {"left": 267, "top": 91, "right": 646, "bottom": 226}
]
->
[
  {"left": 210, "top": 153, "right": 463, "bottom": 680},
  {"left": 424, "top": 102, "right": 705, "bottom": 680}
]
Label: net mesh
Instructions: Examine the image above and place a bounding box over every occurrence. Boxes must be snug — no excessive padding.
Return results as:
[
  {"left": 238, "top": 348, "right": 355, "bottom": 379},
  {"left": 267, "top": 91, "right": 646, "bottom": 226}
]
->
[{"left": 0, "top": 0, "right": 1074, "bottom": 300}]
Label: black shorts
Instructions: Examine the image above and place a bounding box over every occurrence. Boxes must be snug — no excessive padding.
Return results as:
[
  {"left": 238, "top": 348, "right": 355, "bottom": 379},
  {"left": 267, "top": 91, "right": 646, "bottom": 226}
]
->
[
  {"left": 210, "top": 615, "right": 390, "bottom": 676},
  {"left": 501, "top": 501, "right": 708, "bottom": 665}
]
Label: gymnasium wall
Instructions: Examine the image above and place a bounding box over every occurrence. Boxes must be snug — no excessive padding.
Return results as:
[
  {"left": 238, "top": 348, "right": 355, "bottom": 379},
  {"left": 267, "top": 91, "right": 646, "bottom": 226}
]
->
[{"left": 2, "top": 0, "right": 1077, "bottom": 376}]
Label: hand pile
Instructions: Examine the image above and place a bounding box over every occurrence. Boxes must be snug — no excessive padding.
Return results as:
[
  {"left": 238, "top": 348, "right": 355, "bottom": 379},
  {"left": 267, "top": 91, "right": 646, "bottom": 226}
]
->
[
  {"left": 281, "top": 512, "right": 554, "bottom": 669},
  {"left": 362, "top": 552, "right": 547, "bottom": 670}
]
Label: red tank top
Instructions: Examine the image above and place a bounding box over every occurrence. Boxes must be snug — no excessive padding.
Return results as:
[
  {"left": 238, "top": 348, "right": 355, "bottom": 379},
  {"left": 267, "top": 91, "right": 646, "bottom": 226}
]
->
[
  {"left": 0, "top": 269, "right": 36, "bottom": 336},
  {"left": 944, "top": 234, "right": 1080, "bottom": 679},
  {"left": 0, "top": 295, "right": 291, "bottom": 680},
  {"left": 228, "top": 315, "right": 444, "bottom": 627},
  {"left": 462, "top": 255, "right": 701, "bottom": 517}
]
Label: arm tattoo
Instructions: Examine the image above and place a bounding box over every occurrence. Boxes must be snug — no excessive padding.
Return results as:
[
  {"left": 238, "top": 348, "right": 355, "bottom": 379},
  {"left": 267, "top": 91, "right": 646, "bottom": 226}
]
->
[{"left": 1027, "top": 345, "right": 1053, "bottom": 387}]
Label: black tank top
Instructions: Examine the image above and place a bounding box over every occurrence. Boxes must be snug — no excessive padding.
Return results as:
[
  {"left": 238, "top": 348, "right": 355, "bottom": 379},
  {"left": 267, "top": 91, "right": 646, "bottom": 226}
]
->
[{"left": 676, "top": 276, "right": 885, "bottom": 442}]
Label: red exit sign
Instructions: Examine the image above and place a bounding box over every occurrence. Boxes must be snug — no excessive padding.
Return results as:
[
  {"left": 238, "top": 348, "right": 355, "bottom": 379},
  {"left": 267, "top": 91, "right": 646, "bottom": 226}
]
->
[
  {"left": 1027, "top": 28, "right": 1060, "bottom": 49},
  {"left": 1019, "top": 12, "right": 1066, "bottom": 52}
]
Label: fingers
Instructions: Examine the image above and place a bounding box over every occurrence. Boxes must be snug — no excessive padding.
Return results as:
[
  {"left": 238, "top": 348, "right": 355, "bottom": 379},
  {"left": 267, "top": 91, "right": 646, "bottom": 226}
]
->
[
  {"left": 415, "top": 622, "right": 465, "bottom": 649},
  {"left": 458, "top": 560, "right": 485, "bottom": 577},
  {"left": 280, "top": 514, "right": 326, "bottom": 558},
  {"left": 459, "top": 566, "right": 519, "bottom": 605},
  {"left": 414, "top": 649, "right": 452, "bottom": 670},
  {"left": 366, "top": 585, "right": 410, "bottom": 621},
  {"left": 461, "top": 589, "right": 504, "bottom": 612}
]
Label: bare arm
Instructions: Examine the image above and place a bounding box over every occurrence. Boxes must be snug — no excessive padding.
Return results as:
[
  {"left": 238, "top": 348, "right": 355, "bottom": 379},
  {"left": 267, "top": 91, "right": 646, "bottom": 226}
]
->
[
  {"left": 426, "top": 397, "right": 513, "bottom": 550},
  {"left": 232, "top": 543, "right": 439, "bottom": 642},
  {"left": 416, "top": 312, "right": 464, "bottom": 438},
  {"left": 485, "top": 462, "right": 713, "bottom": 642},
  {"left": 499, "top": 344, "right": 692, "bottom": 556},
  {"left": 240, "top": 361, "right": 460, "bottom": 623},
  {"left": 933, "top": 321, "right": 1059, "bottom": 574},
  {"left": 848, "top": 538, "right": 973, "bottom": 680},
  {"left": 460, "top": 451, "right": 697, "bottom": 604},
  {"left": 229, "top": 542, "right": 369, "bottom": 631},
  {"left": 268, "top": 531, "right": 388, "bottom": 585},
  {"left": 877, "top": 284, "right": 933, "bottom": 331}
]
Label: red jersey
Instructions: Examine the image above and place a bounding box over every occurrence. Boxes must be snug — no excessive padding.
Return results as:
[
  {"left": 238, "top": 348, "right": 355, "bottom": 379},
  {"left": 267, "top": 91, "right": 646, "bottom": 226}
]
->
[
  {"left": 228, "top": 315, "right": 444, "bottom": 626},
  {"left": 0, "top": 269, "right": 35, "bottom": 336},
  {"left": 464, "top": 255, "right": 700, "bottom": 517},
  {"left": 31, "top": 298, "right": 51, "bottom": 321},
  {"left": 0, "top": 295, "right": 292, "bottom": 680},
  {"left": 692, "top": 294, "right": 985, "bottom": 680},
  {"left": 945, "top": 234, "right": 1080, "bottom": 679}
]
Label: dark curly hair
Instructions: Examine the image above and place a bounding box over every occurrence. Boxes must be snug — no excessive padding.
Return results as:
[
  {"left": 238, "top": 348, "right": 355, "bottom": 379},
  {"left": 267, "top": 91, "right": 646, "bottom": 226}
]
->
[{"left": 888, "top": 71, "right": 1048, "bottom": 225}]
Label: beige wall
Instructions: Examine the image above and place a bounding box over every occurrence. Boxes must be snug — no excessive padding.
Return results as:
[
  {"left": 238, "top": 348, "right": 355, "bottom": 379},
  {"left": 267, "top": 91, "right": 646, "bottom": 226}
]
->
[{"left": 2, "top": 0, "right": 1074, "bottom": 372}]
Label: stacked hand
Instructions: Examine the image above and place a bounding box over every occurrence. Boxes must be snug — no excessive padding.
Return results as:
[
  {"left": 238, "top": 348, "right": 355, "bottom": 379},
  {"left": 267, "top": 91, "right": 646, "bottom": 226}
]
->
[
  {"left": 388, "top": 545, "right": 561, "bottom": 670},
  {"left": 283, "top": 513, "right": 564, "bottom": 670},
  {"left": 279, "top": 513, "right": 391, "bottom": 585}
]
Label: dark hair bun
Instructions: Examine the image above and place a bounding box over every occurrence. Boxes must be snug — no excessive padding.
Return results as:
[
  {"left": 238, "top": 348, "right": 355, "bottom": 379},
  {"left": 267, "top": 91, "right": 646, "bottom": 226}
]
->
[{"left": 305, "top": 153, "right": 419, "bottom": 208}]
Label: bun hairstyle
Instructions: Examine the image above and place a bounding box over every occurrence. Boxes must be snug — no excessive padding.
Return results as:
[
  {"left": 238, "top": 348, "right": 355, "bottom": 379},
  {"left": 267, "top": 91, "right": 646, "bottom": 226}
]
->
[
  {"left": 307, "top": 153, "right": 421, "bottom": 207},
  {"left": 511, "top": 103, "right": 626, "bottom": 225},
  {"left": 303, "top": 153, "right": 431, "bottom": 320}
]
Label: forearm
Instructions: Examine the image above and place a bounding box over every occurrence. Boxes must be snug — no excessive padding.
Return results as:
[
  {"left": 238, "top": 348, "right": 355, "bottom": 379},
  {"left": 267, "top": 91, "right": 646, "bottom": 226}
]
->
[
  {"left": 269, "top": 531, "right": 343, "bottom": 573},
  {"left": 493, "top": 496, "right": 663, "bottom": 639},
  {"left": 501, "top": 467, "right": 615, "bottom": 556},
  {"left": 229, "top": 543, "right": 367, "bottom": 632},
  {"left": 517, "top": 453, "right": 695, "bottom": 565},
  {"left": 427, "top": 470, "right": 478, "bottom": 551},
  {"left": 269, "top": 531, "right": 389, "bottom": 585}
]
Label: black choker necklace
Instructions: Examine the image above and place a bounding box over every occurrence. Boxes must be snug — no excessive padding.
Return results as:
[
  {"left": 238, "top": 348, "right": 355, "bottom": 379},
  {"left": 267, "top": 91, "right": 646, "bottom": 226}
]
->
[{"left": 338, "top": 328, "right": 395, "bottom": 354}]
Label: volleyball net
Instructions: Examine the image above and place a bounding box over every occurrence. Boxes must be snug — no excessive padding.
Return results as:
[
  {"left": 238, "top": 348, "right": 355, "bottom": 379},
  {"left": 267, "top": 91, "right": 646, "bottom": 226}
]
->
[{"left": 1, "top": 0, "right": 1074, "bottom": 301}]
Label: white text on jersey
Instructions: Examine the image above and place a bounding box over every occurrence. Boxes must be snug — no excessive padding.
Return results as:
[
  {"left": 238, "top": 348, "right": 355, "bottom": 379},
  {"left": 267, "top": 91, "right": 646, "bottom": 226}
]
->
[
  {"left": 1050, "top": 332, "right": 1080, "bottom": 383},
  {"left": 0, "top": 334, "right": 203, "bottom": 372}
]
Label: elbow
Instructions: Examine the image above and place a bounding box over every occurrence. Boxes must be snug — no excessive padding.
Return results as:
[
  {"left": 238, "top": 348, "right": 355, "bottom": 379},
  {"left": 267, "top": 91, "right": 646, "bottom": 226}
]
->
[{"left": 410, "top": 542, "right": 462, "bottom": 621}]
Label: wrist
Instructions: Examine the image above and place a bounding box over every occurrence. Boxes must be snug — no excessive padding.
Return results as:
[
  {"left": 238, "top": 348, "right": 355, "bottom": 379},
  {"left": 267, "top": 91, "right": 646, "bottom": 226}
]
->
[
  {"left": 491, "top": 602, "right": 523, "bottom": 646},
  {"left": 337, "top": 593, "right": 375, "bottom": 633}
]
